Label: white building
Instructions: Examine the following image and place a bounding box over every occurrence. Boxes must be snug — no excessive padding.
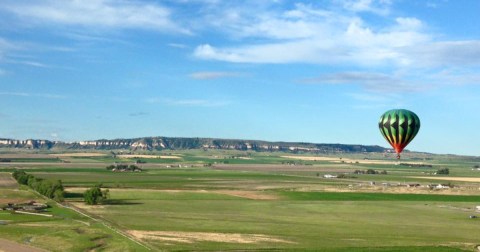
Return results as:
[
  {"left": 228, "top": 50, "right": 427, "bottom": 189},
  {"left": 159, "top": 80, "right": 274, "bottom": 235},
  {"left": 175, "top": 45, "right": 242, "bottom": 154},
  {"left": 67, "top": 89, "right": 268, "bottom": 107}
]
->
[{"left": 323, "top": 174, "right": 337, "bottom": 179}]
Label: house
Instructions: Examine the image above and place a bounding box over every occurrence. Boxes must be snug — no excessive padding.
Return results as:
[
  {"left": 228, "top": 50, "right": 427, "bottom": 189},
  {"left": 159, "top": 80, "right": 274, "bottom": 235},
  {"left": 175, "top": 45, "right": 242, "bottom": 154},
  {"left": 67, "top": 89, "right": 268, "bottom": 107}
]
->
[{"left": 323, "top": 174, "right": 337, "bottom": 179}]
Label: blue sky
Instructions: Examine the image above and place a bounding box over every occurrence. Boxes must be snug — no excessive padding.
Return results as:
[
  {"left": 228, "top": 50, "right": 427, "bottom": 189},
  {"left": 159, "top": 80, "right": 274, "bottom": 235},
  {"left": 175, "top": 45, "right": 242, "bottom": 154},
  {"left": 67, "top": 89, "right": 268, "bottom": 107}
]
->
[{"left": 0, "top": 0, "right": 479, "bottom": 156}]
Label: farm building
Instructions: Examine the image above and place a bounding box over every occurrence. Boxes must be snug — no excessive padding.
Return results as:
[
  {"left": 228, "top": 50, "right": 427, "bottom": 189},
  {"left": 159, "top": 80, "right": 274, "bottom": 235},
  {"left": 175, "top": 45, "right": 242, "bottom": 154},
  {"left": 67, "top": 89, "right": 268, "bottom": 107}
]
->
[{"left": 323, "top": 174, "right": 337, "bottom": 179}]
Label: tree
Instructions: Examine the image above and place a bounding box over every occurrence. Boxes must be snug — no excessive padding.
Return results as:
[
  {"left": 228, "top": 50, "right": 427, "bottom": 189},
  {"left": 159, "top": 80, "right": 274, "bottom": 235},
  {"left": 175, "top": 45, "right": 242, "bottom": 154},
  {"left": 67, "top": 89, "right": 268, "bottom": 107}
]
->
[
  {"left": 84, "top": 184, "right": 109, "bottom": 205},
  {"left": 436, "top": 168, "right": 449, "bottom": 175}
]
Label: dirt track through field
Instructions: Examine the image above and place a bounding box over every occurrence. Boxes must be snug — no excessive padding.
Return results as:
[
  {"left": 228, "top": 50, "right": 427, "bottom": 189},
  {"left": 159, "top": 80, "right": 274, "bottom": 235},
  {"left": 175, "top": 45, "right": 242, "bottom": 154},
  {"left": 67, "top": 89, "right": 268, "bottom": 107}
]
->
[{"left": 0, "top": 238, "right": 47, "bottom": 252}]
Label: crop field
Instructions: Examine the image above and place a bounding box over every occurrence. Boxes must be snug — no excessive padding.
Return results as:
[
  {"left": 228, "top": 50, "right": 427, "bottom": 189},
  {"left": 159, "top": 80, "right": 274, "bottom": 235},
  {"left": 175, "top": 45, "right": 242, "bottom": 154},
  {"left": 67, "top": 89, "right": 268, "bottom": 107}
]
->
[{"left": 0, "top": 150, "right": 479, "bottom": 251}]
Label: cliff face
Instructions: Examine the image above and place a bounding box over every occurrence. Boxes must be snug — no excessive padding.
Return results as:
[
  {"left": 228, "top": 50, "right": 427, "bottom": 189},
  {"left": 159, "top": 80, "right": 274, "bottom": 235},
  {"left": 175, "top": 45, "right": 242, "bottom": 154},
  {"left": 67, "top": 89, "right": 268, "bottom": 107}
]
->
[{"left": 0, "top": 137, "right": 386, "bottom": 153}]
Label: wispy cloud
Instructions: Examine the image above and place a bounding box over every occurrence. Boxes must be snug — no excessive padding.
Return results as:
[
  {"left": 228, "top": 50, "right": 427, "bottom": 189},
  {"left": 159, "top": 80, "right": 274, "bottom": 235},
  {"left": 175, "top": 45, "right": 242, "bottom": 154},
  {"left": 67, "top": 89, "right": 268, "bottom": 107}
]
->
[
  {"left": 403, "top": 41, "right": 480, "bottom": 67},
  {"left": 0, "top": 92, "right": 66, "bottom": 99},
  {"left": 342, "top": 0, "right": 392, "bottom": 15},
  {"left": 0, "top": 0, "right": 189, "bottom": 34},
  {"left": 189, "top": 71, "right": 240, "bottom": 80},
  {"left": 12, "top": 60, "right": 50, "bottom": 68},
  {"left": 128, "top": 112, "right": 149, "bottom": 117},
  {"left": 167, "top": 43, "right": 188, "bottom": 49},
  {"left": 146, "top": 97, "right": 230, "bottom": 107},
  {"left": 0, "top": 37, "right": 20, "bottom": 61},
  {"left": 300, "top": 71, "right": 429, "bottom": 93},
  {"left": 346, "top": 91, "right": 405, "bottom": 110}
]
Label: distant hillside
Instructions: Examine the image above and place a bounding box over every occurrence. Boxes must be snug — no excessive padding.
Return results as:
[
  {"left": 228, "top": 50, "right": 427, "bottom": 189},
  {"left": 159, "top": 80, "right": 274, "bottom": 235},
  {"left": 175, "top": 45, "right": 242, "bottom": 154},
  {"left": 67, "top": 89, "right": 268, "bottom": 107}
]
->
[{"left": 0, "top": 137, "right": 388, "bottom": 154}]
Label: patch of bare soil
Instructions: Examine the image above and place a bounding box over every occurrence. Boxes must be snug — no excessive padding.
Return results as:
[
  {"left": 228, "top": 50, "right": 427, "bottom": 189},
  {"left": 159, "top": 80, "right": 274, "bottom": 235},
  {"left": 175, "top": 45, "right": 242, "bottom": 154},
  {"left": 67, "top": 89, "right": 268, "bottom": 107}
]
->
[
  {"left": 50, "top": 153, "right": 108, "bottom": 157},
  {"left": 214, "top": 190, "right": 278, "bottom": 200},
  {"left": 64, "top": 187, "right": 89, "bottom": 193},
  {"left": 15, "top": 223, "right": 70, "bottom": 227},
  {"left": 0, "top": 174, "right": 17, "bottom": 188},
  {"left": 413, "top": 176, "right": 480, "bottom": 182},
  {"left": 318, "top": 184, "right": 480, "bottom": 195},
  {"left": 127, "top": 230, "right": 294, "bottom": 244},
  {"left": 117, "top": 155, "right": 181, "bottom": 159},
  {"left": 0, "top": 198, "right": 29, "bottom": 204},
  {"left": 0, "top": 238, "right": 47, "bottom": 252},
  {"left": 70, "top": 202, "right": 105, "bottom": 210},
  {"left": 0, "top": 154, "right": 52, "bottom": 159}
]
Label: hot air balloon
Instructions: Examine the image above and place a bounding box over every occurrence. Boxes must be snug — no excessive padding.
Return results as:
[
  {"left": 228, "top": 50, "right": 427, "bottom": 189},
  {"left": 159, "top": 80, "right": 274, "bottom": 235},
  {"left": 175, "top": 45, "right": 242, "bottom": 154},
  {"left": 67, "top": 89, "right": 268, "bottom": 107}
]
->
[{"left": 379, "top": 109, "right": 420, "bottom": 159}]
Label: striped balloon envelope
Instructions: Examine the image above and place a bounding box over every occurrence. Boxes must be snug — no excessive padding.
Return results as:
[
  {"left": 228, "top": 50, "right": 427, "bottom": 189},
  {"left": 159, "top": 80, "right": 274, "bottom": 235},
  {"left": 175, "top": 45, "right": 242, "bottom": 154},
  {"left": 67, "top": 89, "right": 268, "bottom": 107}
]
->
[{"left": 378, "top": 109, "right": 420, "bottom": 159}]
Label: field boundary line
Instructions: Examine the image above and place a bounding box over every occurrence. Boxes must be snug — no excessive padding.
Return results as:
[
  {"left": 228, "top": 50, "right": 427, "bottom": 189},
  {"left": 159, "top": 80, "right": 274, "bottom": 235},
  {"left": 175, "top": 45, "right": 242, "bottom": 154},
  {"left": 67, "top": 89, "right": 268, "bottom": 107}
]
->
[{"left": 61, "top": 202, "right": 153, "bottom": 251}]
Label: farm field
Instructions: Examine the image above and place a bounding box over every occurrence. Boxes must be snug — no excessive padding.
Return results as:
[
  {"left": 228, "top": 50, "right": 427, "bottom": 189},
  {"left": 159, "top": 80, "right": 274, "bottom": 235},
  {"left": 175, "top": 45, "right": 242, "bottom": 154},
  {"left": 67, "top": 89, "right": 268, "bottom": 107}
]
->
[{"left": 0, "top": 150, "right": 479, "bottom": 251}]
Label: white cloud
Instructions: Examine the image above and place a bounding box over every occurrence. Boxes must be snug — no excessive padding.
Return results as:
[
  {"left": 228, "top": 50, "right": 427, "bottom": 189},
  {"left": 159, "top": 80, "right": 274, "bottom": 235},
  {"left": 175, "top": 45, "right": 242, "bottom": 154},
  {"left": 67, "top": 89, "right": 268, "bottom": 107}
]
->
[
  {"left": 0, "top": 0, "right": 189, "bottom": 34},
  {"left": 193, "top": 4, "right": 431, "bottom": 67},
  {"left": 189, "top": 71, "right": 239, "bottom": 80},
  {"left": 190, "top": 1, "right": 480, "bottom": 83}
]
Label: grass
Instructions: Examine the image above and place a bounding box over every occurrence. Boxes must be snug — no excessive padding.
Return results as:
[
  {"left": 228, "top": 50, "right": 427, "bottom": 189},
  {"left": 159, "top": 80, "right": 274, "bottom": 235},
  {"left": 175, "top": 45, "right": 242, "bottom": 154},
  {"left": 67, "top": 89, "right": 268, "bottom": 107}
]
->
[
  {"left": 1, "top": 150, "right": 479, "bottom": 251},
  {"left": 75, "top": 189, "right": 480, "bottom": 251}
]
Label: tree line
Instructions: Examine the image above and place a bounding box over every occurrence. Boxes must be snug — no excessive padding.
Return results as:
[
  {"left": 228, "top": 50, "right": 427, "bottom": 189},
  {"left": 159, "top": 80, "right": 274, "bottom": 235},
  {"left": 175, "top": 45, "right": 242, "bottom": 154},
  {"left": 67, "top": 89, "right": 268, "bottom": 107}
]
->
[{"left": 12, "top": 170, "right": 64, "bottom": 202}]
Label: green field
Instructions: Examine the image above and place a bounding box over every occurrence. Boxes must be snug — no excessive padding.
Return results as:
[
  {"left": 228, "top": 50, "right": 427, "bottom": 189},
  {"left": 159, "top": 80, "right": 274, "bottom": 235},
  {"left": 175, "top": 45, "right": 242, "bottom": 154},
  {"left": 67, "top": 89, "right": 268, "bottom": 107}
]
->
[{"left": 0, "top": 150, "right": 479, "bottom": 251}]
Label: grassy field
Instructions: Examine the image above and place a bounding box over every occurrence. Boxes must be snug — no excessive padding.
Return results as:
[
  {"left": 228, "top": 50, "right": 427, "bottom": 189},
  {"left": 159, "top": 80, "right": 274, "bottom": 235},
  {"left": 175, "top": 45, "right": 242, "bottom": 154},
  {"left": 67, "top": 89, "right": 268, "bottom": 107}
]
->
[{"left": 0, "top": 150, "right": 479, "bottom": 251}]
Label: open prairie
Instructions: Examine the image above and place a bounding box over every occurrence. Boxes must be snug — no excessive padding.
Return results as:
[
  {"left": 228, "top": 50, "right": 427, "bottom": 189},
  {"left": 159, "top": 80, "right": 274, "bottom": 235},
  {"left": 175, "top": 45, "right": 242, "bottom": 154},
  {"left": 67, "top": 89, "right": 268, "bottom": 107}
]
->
[{"left": 1, "top": 150, "right": 479, "bottom": 251}]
